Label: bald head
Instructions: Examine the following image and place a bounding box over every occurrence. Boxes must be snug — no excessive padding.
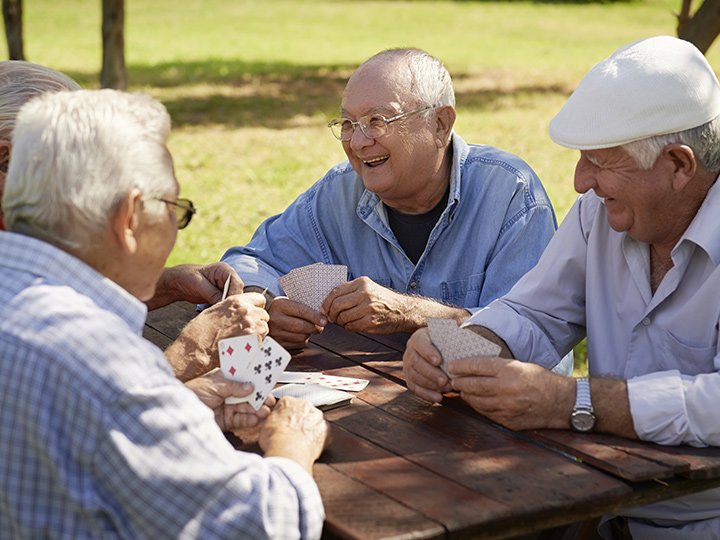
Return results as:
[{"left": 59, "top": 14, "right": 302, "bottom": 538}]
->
[{"left": 346, "top": 48, "right": 455, "bottom": 110}]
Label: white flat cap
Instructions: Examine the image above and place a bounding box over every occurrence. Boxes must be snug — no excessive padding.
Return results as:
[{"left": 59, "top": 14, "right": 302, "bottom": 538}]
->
[{"left": 549, "top": 36, "right": 720, "bottom": 150}]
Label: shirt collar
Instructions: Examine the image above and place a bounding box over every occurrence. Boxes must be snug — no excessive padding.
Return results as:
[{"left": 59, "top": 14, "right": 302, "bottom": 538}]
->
[
  {"left": 0, "top": 231, "right": 148, "bottom": 334},
  {"left": 677, "top": 173, "right": 720, "bottom": 266}
]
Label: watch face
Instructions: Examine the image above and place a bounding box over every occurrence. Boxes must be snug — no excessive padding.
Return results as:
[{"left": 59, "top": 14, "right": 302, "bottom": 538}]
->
[{"left": 571, "top": 410, "right": 596, "bottom": 432}]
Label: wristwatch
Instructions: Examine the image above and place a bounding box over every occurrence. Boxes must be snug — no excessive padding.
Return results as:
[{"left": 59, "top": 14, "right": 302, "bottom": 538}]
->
[{"left": 570, "top": 377, "right": 596, "bottom": 432}]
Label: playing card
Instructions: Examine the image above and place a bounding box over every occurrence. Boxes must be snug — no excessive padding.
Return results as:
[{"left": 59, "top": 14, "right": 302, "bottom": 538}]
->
[
  {"left": 426, "top": 317, "right": 459, "bottom": 356},
  {"left": 276, "top": 371, "right": 316, "bottom": 384},
  {"left": 278, "top": 272, "right": 300, "bottom": 301},
  {"left": 278, "top": 263, "right": 348, "bottom": 312},
  {"left": 306, "top": 373, "right": 369, "bottom": 391},
  {"left": 277, "top": 371, "right": 369, "bottom": 391},
  {"left": 220, "top": 335, "right": 292, "bottom": 410},
  {"left": 426, "top": 318, "right": 501, "bottom": 379},
  {"left": 225, "top": 336, "right": 292, "bottom": 410},
  {"left": 272, "top": 383, "right": 353, "bottom": 411},
  {"left": 218, "top": 335, "right": 258, "bottom": 380},
  {"left": 221, "top": 276, "right": 231, "bottom": 301}
]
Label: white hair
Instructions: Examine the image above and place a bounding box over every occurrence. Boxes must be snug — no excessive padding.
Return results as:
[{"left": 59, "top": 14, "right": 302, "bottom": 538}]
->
[
  {"left": 3, "top": 89, "right": 176, "bottom": 251},
  {"left": 622, "top": 116, "right": 720, "bottom": 171},
  {"left": 0, "top": 60, "right": 80, "bottom": 139},
  {"left": 367, "top": 48, "right": 456, "bottom": 109}
]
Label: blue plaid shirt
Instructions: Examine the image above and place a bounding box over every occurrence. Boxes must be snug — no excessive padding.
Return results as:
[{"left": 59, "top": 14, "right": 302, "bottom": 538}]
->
[{"left": 0, "top": 231, "right": 324, "bottom": 540}]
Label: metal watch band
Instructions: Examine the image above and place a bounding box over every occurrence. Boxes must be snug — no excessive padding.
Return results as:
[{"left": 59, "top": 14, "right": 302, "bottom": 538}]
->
[
  {"left": 570, "top": 377, "right": 596, "bottom": 432},
  {"left": 574, "top": 377, "right": 593, "bottom": 412}
]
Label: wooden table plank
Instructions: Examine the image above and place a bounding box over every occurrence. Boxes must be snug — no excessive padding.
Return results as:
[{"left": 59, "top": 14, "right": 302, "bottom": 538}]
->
[
  {"left": 526, "top": 427, "right": 720, "bottom": 482},
  {"left": 524, "top": 430, "right": 689, "bottom": 482},
  {"left": 143, "top": 302, "right": 720, "bottom": 540},
  {"left": 144, "top": 300, "right": 197, "bottom": 342},
  {"left": 322, "top": 425, "right": 515, "bottom": 537},
  {"left": 310, "top": 324, "right": 405, "bottom": 382},
  {"left": 315, "top": 463, "right": 446, "bottom": 540}
]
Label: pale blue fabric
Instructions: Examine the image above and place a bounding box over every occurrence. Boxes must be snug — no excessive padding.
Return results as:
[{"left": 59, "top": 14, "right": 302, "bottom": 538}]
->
[
  {"left": 223, "top": 134, "right": 557, "bottom": 316},
  {"left": 465, "top": 180, "right": 720, "bottom": 536},
  {"left": 0, "top": 231, "right": 324, "bottom": 540}
]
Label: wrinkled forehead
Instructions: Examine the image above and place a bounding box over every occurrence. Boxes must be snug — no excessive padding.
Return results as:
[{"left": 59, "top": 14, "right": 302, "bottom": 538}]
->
[{"left": 341, "top": 58, "right": 413, "bottom": 114}]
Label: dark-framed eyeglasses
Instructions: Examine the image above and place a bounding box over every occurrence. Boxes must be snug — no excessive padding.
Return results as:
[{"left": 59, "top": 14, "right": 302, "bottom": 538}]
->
[
  {"left": 156, "top": 197, "right": 196, "bottom": 229},
  {"left": 328, "top": 105, "right": 431, "bottom": 141}
]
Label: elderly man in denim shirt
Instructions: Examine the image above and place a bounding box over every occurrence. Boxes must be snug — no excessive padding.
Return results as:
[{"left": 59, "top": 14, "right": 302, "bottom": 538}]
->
[{"left": 223, "top": 47, "right": 559, "bottom": 354}]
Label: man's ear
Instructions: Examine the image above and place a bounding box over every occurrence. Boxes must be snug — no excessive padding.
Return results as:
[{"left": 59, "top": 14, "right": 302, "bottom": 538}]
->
[
  {"left": 111, "top": 188, "right": 143, "bottom": 255},
  {"left": 434, "top": 105, "right": 456, "bottom": 148},
  {"left": 664, "top": 144, "right": 697, "bottom": 191}
]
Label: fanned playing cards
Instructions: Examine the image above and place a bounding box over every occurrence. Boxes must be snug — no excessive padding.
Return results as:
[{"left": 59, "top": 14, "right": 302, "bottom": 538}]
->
[
  {"left": 278, "top": 263, "right": 348, "bottom": 312},
  {"left": 218, "top": 335, "right": 292, "bottom": 410},
  {"left": 426, "top": 318, "right": 501, "bottom": 379}
]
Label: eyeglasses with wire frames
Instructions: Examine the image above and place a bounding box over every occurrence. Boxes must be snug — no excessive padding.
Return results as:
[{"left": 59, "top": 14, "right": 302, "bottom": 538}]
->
[
  {"left": 155, "top": 197, "right": 196, "bottom": 229},
  {"left": 328, "top": 105, "right": 431, "bottom": 142}
]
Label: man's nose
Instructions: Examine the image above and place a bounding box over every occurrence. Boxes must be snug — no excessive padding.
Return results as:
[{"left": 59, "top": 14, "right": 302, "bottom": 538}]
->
[
  {"left": 348, "top": 124, "right": 374, "bottom": 151},
  {"left": 574, "top": 155, "right": 597, "bottom": 194}
]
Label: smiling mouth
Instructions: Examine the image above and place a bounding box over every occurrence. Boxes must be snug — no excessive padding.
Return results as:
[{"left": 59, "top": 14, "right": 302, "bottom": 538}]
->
[{"left": 363, "top": 155, "right": 389, "bottom": 168}]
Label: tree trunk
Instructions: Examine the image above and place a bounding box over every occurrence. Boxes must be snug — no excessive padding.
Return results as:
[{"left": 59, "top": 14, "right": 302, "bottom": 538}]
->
[
  {"left": 2, "top": 0, "right": 24, "bottom": 60},
  {"left": 101, "top": 0, "right": 127, "bottom": 90},
  {"left": 677, "top": 0, "right": 693, "bottom": 34},
  {"left": 678, "top": 0, "right": 720, "bottom": 54}
]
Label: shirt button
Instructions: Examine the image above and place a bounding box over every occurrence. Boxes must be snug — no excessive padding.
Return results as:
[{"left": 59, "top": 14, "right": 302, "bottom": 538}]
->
[
  {"left": 642, "top": 317, "right": 651, "bottom": 326},
  {"left": 410, "top": 282, "right": 418, "bottom": 290}
]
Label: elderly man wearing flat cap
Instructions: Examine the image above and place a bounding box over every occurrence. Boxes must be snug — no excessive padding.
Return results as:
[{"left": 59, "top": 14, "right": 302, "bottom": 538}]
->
[{"left": 404, "top": 36, "right": 720, "bottom": 539}]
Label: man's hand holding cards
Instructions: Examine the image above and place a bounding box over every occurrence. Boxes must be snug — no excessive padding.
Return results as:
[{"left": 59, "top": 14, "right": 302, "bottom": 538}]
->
[
  {"left": 278, "top": 263, "right": 348, "bottom": 312},
  {"left": 218, "top": 334, "right": 292, "bottom": 410},
  {"left": 426, "top": 318, "right": 501, "bottom": 379}
]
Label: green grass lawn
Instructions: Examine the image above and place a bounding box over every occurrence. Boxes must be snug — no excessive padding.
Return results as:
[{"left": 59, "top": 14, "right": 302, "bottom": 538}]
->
[{"left": 6, "top": 0, "right": 719, "bottom": 373}]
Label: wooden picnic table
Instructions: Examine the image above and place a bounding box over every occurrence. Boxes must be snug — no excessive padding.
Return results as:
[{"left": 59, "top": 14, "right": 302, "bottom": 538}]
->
[{"left": 145, "top": 302, "right": 720, "bottom": 540}]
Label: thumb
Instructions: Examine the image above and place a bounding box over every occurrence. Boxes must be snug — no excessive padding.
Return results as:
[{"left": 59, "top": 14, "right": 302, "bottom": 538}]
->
[{"left": 220, "top": 380, "right": 254, "bottom": 399}]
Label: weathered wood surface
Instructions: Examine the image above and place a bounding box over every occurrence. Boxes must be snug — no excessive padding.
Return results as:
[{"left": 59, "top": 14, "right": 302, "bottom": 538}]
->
[
  {"left": 144, "top": 302, "right": 720, "bottom": 540},
  {"left": 308, "top": 322, "right": 720, "bottom": 486}
]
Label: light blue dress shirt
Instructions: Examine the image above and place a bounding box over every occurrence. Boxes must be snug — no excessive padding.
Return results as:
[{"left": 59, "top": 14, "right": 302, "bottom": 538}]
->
[
  {"left": 465, "top": 181, "right": 720, "bottom": 537},
  {"left": 223, "top": 134, "right": 558, "bottom": 315},
  {"left": 0, "top": 231, "right": 324, "bottom": 540}
]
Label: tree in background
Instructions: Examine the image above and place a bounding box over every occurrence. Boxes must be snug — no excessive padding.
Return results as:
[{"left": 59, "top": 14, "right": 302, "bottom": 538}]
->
[
  {"left": 2, "top": 0, "right": 23, "bottom": 60},
  {"left": 678, "top": 0, "right": 720, "bottom": 53},
  {"left": 0, "top": 0, "right": 719, "bottom": 82},
  {"left": 101, "top": 0, "right": 127, "bottom": 90},
  {"left": 1, "top": 0, "right": 126, "bottom": 89}
]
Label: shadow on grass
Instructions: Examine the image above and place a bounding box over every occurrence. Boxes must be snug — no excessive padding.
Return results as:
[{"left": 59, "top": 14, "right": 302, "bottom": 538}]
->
[
  {"left": 61, "top": 59, "right": 572, "bottom": 129},
  {"left": 452, "top": 0, "right": 637, "bottom": 4}
]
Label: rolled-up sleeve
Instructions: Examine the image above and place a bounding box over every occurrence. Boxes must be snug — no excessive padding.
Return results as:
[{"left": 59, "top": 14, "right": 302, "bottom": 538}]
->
[{"left": 628, "top": 370, "right": 720, "bottom": 447}]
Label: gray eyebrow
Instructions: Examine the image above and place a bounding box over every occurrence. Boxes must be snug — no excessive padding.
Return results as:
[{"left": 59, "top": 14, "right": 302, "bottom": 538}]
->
[{"left": 339, "top": 106, "right": 396, "bottom": 118}]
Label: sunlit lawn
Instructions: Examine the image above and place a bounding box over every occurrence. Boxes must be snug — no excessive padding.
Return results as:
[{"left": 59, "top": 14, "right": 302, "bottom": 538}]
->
[{"left": 6, "top": 0, "right": 719, "bottom": 374}]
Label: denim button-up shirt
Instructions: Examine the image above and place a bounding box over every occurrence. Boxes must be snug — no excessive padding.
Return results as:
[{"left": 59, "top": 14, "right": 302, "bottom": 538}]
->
[{"left": 223, "top": 134, "right": 557, "bottom": 314}]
